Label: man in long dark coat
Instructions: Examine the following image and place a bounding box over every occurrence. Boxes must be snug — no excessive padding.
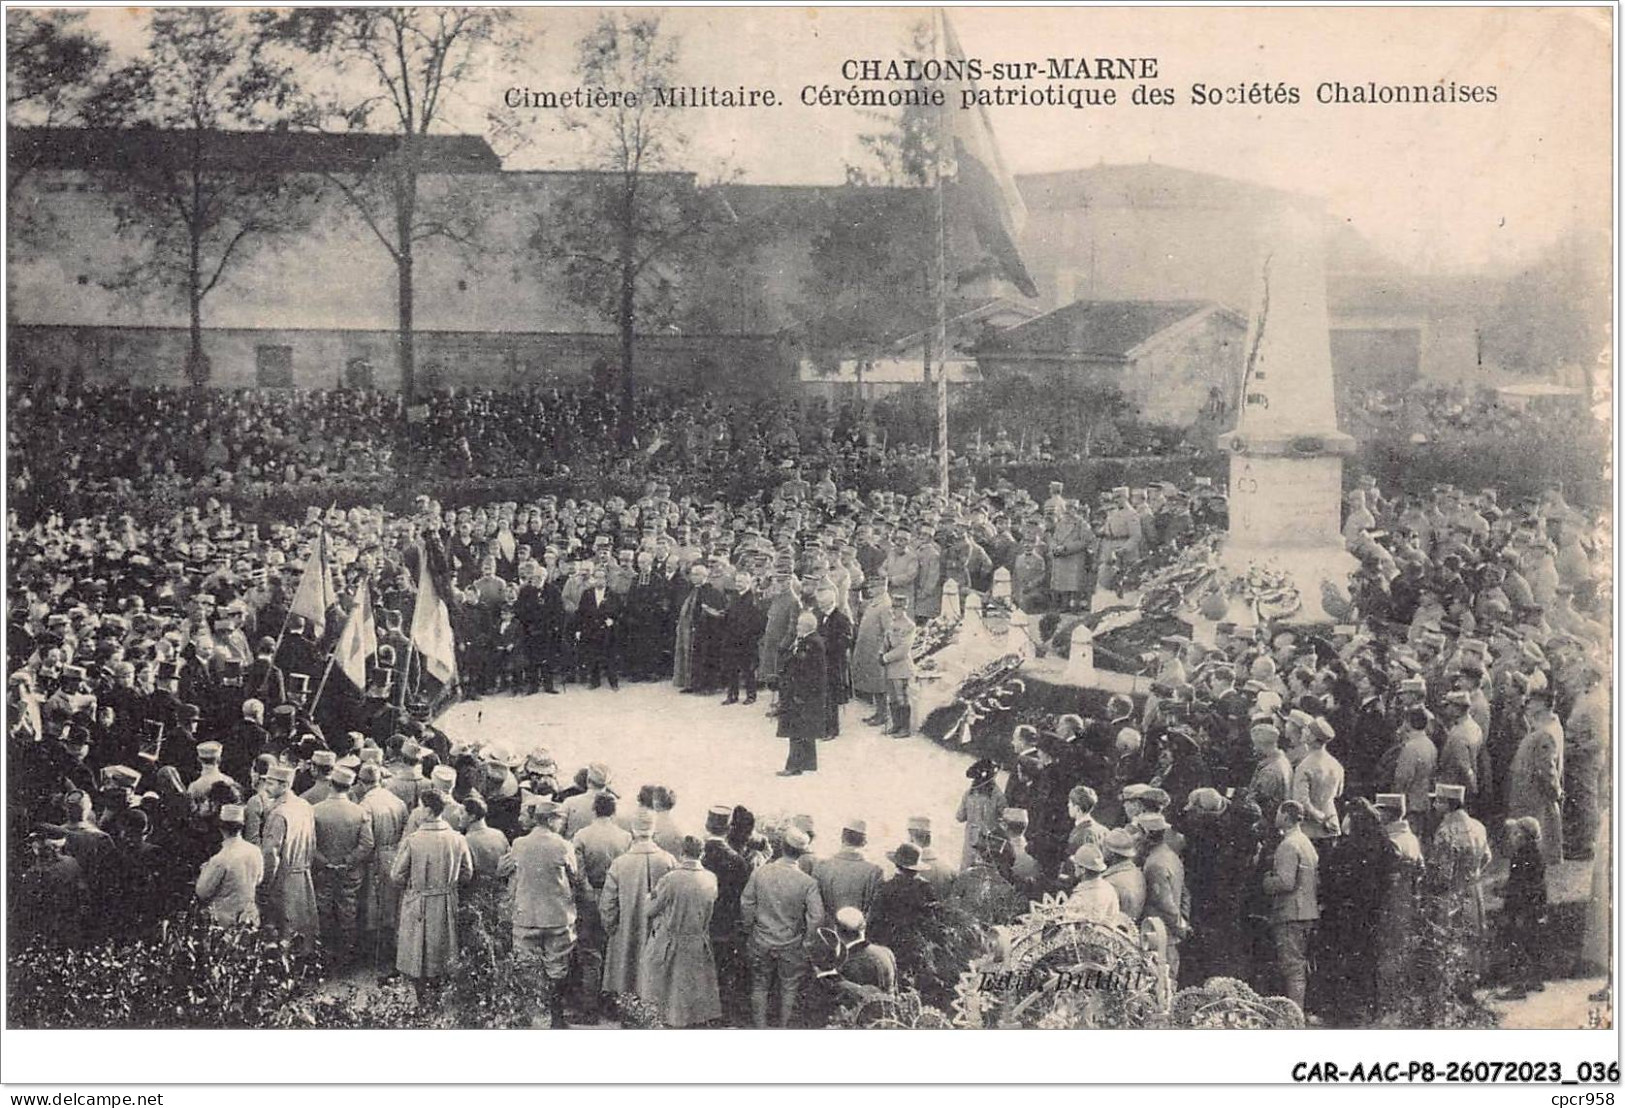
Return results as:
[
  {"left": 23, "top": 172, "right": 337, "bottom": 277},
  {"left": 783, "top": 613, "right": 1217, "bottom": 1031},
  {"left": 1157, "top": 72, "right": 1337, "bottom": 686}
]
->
[
  {"left": 624, "top": 552, "right": 670, "bottom": 682},
  {"left": 514, "top": 565, "right": 565, "bottom": 694},
  {"left": 693, "top": 566, "right": 729, "bottom": 694},
  {"left": 813, "top": 584, "right": 853, "bottom": 737},
  {"left": 701, "top": 805, "right": 752, "bottom": 1025},
  {"left": 777, "top": 612, "right": 827, "bottom": 776},
  {"left": 721, "top": 571, "right": 768, "bottom": 705},
  {"left": 571, "top": 569, "right": 623, "bottom": 691}
]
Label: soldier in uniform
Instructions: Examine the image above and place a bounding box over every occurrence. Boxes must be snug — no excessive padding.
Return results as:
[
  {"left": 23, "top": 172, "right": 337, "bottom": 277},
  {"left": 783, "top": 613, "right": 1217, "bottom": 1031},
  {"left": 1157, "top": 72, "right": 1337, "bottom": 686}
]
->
[
  {"left": 194, "top": 803, "right": 263, "bottom": 925},
  {"left": 1048, "top": 502, "right": 1094, "bottom": 612},
  {"left": 1094, "top": 488, "right": 1144, "bottom": 601},
  {"left": 880, "top": 530, "right": 920, "bottom": 622},
  {"left": 390, "top": 789, "right": 474, "bottom": 1005},
  {"left": 879, "top": 593, "right": 916, "bottom": 737},
  {"left": 312, "top": 765, "right": 375, "bottom": 965},
  {"left": 502, "top": 799, "right": 580, "bottom": 1028},
  {"left": 355, "top": 763, "right": 409, "bottom": 974},
  {"left": 301, "top": 749, "right": 338, "bottom": 806},
  {"left": 740, "top": 825, "right": 824, "bottom": 1027},
  {"left": 259, "top": 763, "right": 320, "bottom": 952},
  {"left": 185, "top": 740, "right": 238, "bottom": 813}
]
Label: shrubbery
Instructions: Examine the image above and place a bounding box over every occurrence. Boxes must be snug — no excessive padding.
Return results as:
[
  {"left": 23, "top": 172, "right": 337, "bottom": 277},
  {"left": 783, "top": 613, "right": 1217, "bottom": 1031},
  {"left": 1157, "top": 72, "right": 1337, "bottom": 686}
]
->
[{"left": 8, "top": 911, "right": 322, "bottom": 1029}]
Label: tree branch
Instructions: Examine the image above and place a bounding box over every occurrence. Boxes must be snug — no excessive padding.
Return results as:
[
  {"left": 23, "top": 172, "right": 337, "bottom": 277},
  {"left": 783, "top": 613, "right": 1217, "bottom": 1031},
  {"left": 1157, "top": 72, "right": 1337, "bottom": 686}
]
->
[{"left": 321, "top": 169, "right": 401, "bottom": 260}]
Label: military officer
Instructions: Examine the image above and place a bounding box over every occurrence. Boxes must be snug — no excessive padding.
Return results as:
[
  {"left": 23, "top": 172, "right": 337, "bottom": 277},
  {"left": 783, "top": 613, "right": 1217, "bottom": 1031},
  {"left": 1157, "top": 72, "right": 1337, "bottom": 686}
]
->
[
  {"left": 312, "top": 765, "right": 375, "bottom": 964},
  {"left": 259, "top": 764, "right": 320, "bottom": 952},
  {"left": 195, "top": 803, "right": 264, "bottom": 925}
]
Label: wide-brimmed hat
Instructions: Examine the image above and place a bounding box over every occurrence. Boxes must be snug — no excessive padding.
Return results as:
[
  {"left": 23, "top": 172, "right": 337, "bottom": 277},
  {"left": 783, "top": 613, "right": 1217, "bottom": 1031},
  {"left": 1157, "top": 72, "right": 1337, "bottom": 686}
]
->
[
  {"left": 965, "top": 758, "right": 998, "bottom": 784},
  {"left": 888, "top": 842, "right": 928, "bottom": 871},
  {"left": 1070, "top": 843, "right": 1107, "bottom": 873}
]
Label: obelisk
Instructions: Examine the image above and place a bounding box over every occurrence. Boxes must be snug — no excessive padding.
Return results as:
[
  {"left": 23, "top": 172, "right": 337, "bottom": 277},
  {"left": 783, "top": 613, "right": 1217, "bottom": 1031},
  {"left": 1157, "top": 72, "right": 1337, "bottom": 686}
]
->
[{"left": 1215, "top": 209, "right": 1358, "bottom": 624}]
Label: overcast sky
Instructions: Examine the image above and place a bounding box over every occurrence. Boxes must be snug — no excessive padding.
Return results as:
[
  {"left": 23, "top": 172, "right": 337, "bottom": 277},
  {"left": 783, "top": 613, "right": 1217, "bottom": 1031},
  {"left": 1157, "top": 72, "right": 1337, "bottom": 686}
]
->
[{"left": 73, "top": 5, "right": 1613, "bottom": 274}]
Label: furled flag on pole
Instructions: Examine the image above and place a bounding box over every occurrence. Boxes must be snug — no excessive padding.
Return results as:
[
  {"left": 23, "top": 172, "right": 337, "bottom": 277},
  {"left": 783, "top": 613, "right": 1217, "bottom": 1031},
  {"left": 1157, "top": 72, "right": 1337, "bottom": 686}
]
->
[
  {"left": 939, "top": 11, "right": 1040, "bottom": 298},
  {"left": 333, "top": 579, "right": 377, "bottom": 692},
  {"left": 410, "top": 552, "right": 458, "bottom": 685},
  {"left": 288, "top": 529, "right": 337, "bottom": 640}
]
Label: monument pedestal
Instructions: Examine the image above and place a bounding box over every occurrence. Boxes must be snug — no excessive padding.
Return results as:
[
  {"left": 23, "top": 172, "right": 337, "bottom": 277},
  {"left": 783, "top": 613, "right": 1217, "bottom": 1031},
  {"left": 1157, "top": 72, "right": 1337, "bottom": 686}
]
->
[
  {"left": 1218, "top": 541, "right": 1359, "bottom": 625},
  {"left": 1218, "top": 434, "right": 1358, "bottom": 626}
]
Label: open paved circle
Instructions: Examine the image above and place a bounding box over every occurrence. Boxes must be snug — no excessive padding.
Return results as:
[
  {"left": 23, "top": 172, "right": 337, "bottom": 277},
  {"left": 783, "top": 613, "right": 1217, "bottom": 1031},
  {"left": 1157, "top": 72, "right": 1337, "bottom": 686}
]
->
[{"left": 438, "top": 685, "right": 976, "bottom": 866}]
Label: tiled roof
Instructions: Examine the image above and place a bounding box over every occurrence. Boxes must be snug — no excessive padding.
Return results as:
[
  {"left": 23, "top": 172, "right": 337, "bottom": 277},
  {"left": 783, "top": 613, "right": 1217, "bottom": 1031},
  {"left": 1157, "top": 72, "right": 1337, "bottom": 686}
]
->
[{"left": 986, "top": 299, "right": 1235, "bottom": 359}]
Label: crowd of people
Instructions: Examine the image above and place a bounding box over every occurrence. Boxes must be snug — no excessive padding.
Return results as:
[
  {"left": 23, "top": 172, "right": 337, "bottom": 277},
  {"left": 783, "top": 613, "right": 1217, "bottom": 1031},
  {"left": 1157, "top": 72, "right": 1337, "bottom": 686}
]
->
[
  {"left": 1341, "top": 382, "right": 1599, "bottom": 447},
  {"left": 6, "top": 374, "right": 1612, "bottom": 1029},
  {"left": 4, "top": 380, "right": 1312, "bottom": 535},
  {"left": 5, "top": 383, "right": 910, "bottom": 517}
]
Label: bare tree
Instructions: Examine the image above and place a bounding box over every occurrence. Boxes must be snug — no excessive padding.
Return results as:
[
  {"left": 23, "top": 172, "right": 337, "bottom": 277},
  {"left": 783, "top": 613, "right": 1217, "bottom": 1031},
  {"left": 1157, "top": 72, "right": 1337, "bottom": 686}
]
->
[
  {"left": 6, "top": 10, "right": 106, "bottom": 188},
  {"left": 533, "top": 13, "right": 735, "bottom": 445},
  {"left": 802, "top": 20, "right": 942, "bottom": 375},
  {"left": 253, "top": 8, "right": 527, "bottom": 401},
  {"left": 6, "top": 10, "right": 106, "bottom": 255},
  {"left": 80, "top": 9, "right": 313, "bottom": 387}
]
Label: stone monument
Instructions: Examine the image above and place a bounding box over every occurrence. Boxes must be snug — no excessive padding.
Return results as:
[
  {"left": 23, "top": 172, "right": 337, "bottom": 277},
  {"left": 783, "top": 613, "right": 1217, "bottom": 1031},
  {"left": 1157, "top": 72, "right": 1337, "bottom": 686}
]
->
[
  {"left": 1216, "top": 210, "right": 1358, "bottom": 624},
  {"left": 1065, "top": 622, "right": 1097, "bottom": 685}
]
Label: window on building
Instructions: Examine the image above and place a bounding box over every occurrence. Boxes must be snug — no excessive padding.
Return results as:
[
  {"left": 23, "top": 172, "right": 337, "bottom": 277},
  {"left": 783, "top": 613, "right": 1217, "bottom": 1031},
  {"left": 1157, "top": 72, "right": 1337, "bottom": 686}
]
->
[
  {"left": 343, "top": 357, "right": 374, "bottom": 389},
  {"left": 255, "top": 345, "right": 294, "bottom": 388}
]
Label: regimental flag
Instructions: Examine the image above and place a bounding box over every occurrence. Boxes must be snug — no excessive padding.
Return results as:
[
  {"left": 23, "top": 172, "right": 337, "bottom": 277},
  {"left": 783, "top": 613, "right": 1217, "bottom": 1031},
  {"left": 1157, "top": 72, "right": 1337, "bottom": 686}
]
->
[
  {"left": 288, "top": 530, "right": 337, "bottom": 640},
  {"left": 939, "top": 11, "right": 1039, "bottom": 299},
  {"left": 333, "top": 579, "right": 377, "bottom": 692},
  {"left": 410, "top": 550, "right": 458, "bottom": 685}
]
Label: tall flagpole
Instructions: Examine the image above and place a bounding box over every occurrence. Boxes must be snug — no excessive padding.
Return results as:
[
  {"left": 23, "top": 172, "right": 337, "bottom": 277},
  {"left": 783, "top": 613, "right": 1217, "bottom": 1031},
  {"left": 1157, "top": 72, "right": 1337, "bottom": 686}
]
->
[
  {"left": 262, "top": 524, "right": 323, "bottom": 692},
  {"left": 933, "top": 8, "right": 950, "bottom": 498}
]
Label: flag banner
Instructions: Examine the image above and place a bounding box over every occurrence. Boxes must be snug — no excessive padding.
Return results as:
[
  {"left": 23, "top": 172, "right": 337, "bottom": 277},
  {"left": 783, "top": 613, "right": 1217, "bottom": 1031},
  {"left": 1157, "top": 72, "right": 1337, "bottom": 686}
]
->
[
  {"left": 410, "top": 551, "right": 458, "bottom": 685},
  {"left": 940, "top": 12, "right": 1040, "bottom": 298},
  {"left": 287, "top": 530, "right": 336, "bottom": 640},
  {"left": 334, "top": 579, "right": 377, "bottom": 692}
]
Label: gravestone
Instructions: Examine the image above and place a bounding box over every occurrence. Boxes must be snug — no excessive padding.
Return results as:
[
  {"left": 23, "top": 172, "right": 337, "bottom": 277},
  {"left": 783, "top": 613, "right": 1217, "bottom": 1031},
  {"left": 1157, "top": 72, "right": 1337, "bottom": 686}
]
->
[{"left": 1065, "top": 623, "right": 1097, "bottom": 685}]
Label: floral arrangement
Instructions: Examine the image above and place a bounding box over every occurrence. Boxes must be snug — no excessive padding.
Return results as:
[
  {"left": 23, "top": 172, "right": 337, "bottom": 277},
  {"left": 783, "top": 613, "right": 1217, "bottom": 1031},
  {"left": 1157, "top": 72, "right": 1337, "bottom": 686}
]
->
[
  {"left": 951, "top": 895, "right": 1170, "bottom": 1029},
  {"left": 827, "top": 988, "right": 955, "bottom": 1030},
  {"left": 943, "top": 653, "right": 1027, "bottom": 746},
  {"left": 909, "top": 614, "right": 961, "bottom": 668},
  {"left": 1224, "top": 561, "right": 1302, "bottom": 622},
  {"left": 1163, "top": 976, "right": 1304, "bottom": 1029}
]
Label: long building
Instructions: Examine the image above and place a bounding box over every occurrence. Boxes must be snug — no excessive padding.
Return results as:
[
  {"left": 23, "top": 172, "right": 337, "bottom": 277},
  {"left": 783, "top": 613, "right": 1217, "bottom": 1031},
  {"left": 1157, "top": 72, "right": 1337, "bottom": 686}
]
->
[{"left": 7, "top": 126, "right": 1493, "bottom": 398}]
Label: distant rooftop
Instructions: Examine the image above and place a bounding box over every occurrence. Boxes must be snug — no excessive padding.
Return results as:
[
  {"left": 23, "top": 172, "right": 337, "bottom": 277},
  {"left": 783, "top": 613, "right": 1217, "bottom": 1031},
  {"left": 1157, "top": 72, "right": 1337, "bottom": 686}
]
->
[
  {"left": 11, "top": 127, "right": 502, "bottom": 175},
  {"left": 985, "top": 299, "right": 1242, "bottom": 360}
]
